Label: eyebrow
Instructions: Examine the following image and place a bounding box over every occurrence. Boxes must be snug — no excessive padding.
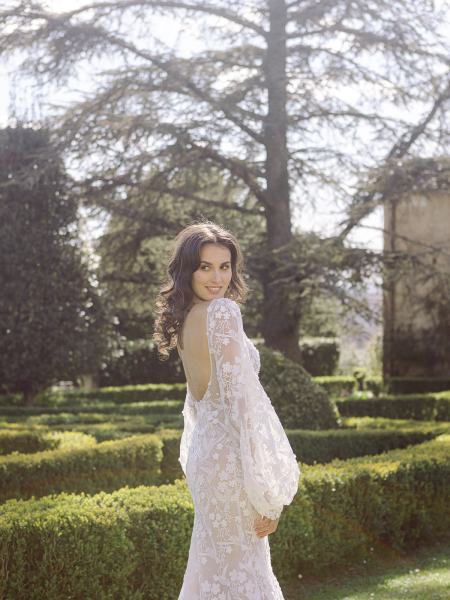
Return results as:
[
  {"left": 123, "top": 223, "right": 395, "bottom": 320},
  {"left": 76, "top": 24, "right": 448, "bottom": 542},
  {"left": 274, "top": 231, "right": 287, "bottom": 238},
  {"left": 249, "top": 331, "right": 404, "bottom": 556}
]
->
[{"left": 200, "top": 260, "right": 231, "bottom": 265}]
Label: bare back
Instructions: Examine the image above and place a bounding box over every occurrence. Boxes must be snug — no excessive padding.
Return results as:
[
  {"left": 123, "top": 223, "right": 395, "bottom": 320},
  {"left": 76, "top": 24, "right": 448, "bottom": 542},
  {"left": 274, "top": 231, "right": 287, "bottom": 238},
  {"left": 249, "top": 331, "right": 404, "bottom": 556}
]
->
[{"left": 177, "top": 301, "right": 212, "bottom": 402}]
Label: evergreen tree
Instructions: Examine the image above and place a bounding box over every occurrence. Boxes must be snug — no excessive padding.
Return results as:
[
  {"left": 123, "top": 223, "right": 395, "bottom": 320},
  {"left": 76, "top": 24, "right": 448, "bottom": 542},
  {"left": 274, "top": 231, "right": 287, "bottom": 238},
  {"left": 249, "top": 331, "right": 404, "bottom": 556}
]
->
[{"left": 0, "top": 125, "right": 111, "bottom": 403}]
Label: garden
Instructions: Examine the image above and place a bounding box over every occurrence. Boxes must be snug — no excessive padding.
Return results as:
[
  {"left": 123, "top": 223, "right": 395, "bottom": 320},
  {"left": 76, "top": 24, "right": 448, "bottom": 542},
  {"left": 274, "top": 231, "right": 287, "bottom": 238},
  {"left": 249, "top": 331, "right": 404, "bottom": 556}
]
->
[
  {"left": 1, "top": 361, "right": 449, "bottom": 599},
  {"left": 1, "top": 1, "right": 450, "bottom": 598}
]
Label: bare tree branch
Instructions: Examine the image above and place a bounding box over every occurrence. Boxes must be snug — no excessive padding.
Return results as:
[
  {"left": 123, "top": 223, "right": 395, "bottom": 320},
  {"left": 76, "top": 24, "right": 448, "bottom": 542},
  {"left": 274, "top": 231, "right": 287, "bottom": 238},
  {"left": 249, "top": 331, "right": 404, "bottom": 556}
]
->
[
  {"left": 0, "top": 0, "right": 267, "bottom": 37},
  {"left": 337, "top": 78, "right": 450, "bottom": 240}
]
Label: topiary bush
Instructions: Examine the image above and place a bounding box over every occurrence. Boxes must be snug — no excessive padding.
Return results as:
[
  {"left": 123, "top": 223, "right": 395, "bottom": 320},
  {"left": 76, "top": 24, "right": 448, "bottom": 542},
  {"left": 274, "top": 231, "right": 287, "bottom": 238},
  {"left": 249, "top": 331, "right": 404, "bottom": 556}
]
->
[
  {"left": 299, "top": 337, "right": 340, "bottom": 376},
  {"left": 257, "top": 345, "right": 340, "bottom": 430}
]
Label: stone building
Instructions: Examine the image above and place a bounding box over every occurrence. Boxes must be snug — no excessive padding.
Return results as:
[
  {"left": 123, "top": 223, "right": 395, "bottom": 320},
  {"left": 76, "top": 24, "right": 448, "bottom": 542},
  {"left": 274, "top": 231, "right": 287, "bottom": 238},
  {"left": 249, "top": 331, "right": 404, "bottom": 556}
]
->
[{"left": 382, "top": 157, "right": 450, "bottom": 379}]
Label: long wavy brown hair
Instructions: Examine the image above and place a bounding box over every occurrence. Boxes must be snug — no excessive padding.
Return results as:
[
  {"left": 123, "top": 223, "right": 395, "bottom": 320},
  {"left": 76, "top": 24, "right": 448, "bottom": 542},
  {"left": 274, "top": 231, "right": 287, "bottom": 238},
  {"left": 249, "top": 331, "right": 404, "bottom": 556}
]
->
[{"left": 153, "top": 220, "right": 249, "bottom": 359}]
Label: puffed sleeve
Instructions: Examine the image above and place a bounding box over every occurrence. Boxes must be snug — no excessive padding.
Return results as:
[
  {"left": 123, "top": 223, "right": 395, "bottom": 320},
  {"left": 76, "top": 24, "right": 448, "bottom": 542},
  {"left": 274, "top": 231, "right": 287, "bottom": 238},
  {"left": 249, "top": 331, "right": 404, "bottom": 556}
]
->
[
  {"left": 207, "top": 297, "right": 300, "bottom": 520},
  {"left": 178, "top": 390, "right": 197, "bottom": 477}
]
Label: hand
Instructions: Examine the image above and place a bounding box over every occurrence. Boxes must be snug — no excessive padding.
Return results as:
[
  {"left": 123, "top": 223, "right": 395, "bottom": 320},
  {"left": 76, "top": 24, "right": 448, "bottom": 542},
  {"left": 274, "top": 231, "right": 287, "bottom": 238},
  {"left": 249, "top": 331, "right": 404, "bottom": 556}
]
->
[{"left": 254, "top": 514, "right": 279, "bottom": 538}]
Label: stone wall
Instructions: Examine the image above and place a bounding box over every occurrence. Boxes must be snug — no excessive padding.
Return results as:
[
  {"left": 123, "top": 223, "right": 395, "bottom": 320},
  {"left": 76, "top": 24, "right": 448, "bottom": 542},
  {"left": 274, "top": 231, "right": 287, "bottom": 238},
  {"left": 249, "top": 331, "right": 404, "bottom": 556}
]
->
[{"left": 383, "top": 188, "right": 450, "bottom": 378}]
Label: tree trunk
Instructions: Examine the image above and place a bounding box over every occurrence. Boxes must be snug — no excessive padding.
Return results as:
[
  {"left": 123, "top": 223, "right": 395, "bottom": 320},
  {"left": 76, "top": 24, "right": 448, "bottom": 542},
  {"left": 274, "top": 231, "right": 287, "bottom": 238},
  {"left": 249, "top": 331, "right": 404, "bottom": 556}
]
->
[
  {"left": 23, "top": 388, "right": 37, "bottom": 406},
  {"left": 262, "top": 0, "right": 302, "bottom": 362}
]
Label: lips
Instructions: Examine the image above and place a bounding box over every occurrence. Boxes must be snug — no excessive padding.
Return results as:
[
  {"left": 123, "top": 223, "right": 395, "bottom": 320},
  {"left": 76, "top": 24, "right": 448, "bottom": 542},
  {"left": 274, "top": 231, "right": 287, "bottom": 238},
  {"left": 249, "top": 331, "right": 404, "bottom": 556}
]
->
[{"left": 206, "top": 287, "right": 222, "bottom": 293}]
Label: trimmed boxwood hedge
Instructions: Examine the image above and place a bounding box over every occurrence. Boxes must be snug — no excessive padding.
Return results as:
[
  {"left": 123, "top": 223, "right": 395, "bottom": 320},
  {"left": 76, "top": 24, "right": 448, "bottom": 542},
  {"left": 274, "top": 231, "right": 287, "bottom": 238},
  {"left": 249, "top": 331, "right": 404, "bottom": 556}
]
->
[
  {"left": 30, "top": 416, "right": 181, "bottom": 442},
  {"left": 336, "top": 393, "right": 450, "bottom": 421},
  {"left": 1, "top": 376, "right": 386, "bottom": 409},
  {"left": 314, "top": 375, "right": 383, "bottom": 397},
  {"left": 9, "top": 375, "right": 448, "bottom": 410},
  {"left": 0, "top": 433, "right": 449, "bottom": 599},
  {"left": 386, "top": 377, "right": 450, "bottom": 394},
  {"left": 285, "top": 428, "right": 438, "bottom": 465},
  {"left": 0, "top": 400, "right": 183, "bottom": 417},
  {"left": 0, "top": 430, "right": 96, "bottom": 456},
  {"left": 0, "top": 430, "right": 59, "bottom": 455},
  {"left": 1, "top": 422, "right": 445, "bottom": 502},
  {"left": 43, "top": 383, "right": 187, "bottom": 404},
  {"left": 0, "top": 433, "right": 163, "bottom": 503}
]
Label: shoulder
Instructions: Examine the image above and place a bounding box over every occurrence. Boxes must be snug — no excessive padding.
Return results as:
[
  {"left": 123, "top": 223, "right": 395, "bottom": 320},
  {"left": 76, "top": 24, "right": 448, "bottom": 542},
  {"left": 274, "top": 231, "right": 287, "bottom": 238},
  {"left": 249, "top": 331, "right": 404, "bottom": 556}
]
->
[
  {"left": 187, "top": 298, "right": 241, "bottom": 322},
  {"left": 207, "top": 297, "right": 243, "bottom": 327},
  {"left": 207, "top": 297, "right": 241, "bottom": 313}
]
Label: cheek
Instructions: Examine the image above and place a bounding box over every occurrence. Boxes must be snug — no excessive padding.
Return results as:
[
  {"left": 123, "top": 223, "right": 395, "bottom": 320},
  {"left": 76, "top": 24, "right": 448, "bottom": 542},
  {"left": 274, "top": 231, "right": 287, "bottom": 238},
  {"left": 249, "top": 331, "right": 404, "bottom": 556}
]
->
[{"left": 192, "top": 270, "right": 206, "bottom": 285}]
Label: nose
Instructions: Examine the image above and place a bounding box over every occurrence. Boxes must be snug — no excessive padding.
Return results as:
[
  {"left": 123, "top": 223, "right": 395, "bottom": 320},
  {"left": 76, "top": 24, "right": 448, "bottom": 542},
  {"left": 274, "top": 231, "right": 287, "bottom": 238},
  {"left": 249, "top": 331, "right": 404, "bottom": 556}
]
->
[{"left": 210, "top": 270, "right": 223, "bottom": 283}]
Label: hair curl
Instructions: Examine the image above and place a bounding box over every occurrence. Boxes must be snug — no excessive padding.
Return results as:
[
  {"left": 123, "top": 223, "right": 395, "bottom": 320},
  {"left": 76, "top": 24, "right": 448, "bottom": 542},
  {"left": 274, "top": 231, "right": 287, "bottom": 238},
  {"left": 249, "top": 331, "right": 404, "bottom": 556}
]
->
[{"left": 153, "top": 220, "right": 248, "bottom": 359}]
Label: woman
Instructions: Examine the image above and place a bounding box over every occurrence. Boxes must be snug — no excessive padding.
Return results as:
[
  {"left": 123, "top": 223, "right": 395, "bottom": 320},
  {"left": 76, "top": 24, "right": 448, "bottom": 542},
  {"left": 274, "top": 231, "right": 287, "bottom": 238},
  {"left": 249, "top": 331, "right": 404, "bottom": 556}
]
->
[{"left": 154, "top": 220, "right": 300, "bottom": 599}]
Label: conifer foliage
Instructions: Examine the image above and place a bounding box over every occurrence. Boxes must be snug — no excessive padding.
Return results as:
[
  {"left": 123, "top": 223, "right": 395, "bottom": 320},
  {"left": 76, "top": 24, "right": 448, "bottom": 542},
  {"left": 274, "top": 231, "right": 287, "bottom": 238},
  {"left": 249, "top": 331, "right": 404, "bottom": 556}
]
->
[{"left": 0, "top": 125, "right": 110, "bottom": 403}]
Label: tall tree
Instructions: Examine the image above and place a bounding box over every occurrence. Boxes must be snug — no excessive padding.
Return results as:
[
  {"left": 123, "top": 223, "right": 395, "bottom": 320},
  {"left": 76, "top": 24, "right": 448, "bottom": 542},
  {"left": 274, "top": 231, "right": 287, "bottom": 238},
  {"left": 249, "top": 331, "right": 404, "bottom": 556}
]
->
[
  {"left": 94, "top": 165, "right": 266, "bottom": 338},
  {"left": 1, "top": 0, "right": 449, "bottom": 360},
  {"left": 0, "top": 125, "right": 111, "bottom": 404}
]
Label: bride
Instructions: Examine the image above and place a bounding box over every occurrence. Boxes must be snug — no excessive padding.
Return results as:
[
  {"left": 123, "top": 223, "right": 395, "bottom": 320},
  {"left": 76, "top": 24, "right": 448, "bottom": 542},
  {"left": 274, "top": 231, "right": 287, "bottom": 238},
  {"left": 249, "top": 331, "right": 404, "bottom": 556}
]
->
[{"left": 154, "top": 220, "right": 300, "bottom": 599}]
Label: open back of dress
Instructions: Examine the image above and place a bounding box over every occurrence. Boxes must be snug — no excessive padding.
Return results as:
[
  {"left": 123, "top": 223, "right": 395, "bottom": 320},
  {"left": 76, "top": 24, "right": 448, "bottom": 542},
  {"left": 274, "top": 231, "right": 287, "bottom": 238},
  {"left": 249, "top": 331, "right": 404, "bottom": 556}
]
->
[{"left": 177, "top": 302, "right": 212, "bottom": 403}]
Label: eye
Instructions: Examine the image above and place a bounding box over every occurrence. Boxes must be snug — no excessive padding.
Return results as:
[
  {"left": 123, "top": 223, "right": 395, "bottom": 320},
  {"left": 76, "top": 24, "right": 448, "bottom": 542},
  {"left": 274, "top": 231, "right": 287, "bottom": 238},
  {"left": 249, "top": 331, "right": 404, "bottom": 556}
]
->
[{"left": 200, "top": 264, "right": 230, "bottom": 270}]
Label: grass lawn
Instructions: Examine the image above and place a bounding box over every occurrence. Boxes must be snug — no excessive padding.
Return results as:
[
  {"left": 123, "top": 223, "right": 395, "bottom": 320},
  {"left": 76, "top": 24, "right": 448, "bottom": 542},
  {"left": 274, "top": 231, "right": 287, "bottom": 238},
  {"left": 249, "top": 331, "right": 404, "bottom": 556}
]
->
[{"left": 283, "top": 540, "right": 450, "bottom": 600}]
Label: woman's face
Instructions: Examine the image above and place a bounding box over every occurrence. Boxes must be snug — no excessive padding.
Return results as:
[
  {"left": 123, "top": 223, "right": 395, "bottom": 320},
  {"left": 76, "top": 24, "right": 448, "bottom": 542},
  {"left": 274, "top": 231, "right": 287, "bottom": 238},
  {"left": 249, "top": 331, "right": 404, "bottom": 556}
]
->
[{"left": 191, "top": 243, "right": 233, "bottom": 303}]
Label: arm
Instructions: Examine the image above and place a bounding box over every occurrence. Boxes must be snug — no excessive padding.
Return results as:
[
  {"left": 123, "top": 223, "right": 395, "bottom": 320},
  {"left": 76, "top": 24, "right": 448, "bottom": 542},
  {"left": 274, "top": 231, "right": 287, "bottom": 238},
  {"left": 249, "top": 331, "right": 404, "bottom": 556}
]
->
[{"left": 207, "top": 298, "right": 301, "bottom": 520}]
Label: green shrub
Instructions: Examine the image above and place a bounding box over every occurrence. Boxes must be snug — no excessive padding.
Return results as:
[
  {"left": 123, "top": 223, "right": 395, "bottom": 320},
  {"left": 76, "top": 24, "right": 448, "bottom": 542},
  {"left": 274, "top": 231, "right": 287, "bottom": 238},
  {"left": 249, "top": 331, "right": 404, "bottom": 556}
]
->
[
  {"left": 2, "top": 421, "right": 442, "bottom": 500},
  {"left": 286, "top": 428, "right": 437, "bottom": 464},
  {"left": 313, "top": 376, "right": 355, "bottom": 396},
  {"left": 299, "top": 337, "right": 340, "bottom": 375},
  {"left": 0, "top": 399, "right": 183, "bottom": 418},
  {"left": 296, "top": 434, "right": 450, "bottom": 575},
  {"left": 258, "top": 345, "right": 340, "bottom": 429},
  {"left": 3, "top": 376, "right": 385, "bottom": 412},
  {"left": 98, "top": 341, "right": 185, "bottom": 386},
  {"left": 0, "top": 430, "right": 96, "bottom": 455},
  {"left": 41, "top": 416, "right": 181, "bottom": 442},
  {"left": 342, "top": 416, "right": 450, "bottom": 435},
  {"left": 313, "top": 375, "right": 384, "bottom": 398},
  {"left": 1, "top": 434, "right": 449, "bottom": 598},
  {"left": 0, "top": 383, "right": 186, "bottom": 408},
  {"left": 0, "top": 433, "right": 163, "bottom": 503},
  {"left": 336, "top": 393, "right": 450, "bottom": 421},
  {"left": 0, "top": 383, "right": 187, "bottom": 407},
  {"left": 158, "top": 428, "right": 186, "bottom": 484},
  {"left": 386, "top": 377, "right": 450, "bottom": 394},
  {"left": 366, "top": 377, "right": 384, "bottom": 396},
  {"left": 44, "top": 383, "right": 187, "bottom": 404},
  {"left": 0, "top": 430, "right": 58, "bottom": 455},
  {"left": 0, "top": 480, "right": 192, "bottom": 600},
  {"left": 158, "top": 425, "right": 445, "bottom": 481},
  {"left": 66, "top": 418, "right": 448, "bottom": 468},
  {"left": 0, "top": 392, "right": 23, "bottom": 406}
]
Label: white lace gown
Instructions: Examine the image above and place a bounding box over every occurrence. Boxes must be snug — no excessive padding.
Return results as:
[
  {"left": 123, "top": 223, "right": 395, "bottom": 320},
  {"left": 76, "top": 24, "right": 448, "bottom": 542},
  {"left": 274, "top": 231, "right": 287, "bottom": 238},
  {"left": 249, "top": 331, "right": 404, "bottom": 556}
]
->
[{"left": 178, "top": 298, "right": 301, "bottom": 600}]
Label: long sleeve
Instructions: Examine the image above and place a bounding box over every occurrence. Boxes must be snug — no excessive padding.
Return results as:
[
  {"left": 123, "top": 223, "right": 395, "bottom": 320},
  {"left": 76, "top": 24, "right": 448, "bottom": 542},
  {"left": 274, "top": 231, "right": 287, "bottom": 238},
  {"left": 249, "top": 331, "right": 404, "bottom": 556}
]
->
[
  {"left": 178, "top": 390, "right": 197, "bottom": 477},
  {"left": 207, "top": 297, "right": 301, "bottom": 520}
]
